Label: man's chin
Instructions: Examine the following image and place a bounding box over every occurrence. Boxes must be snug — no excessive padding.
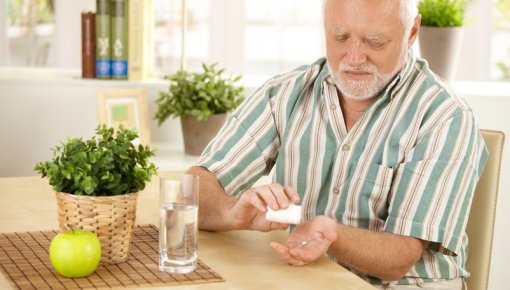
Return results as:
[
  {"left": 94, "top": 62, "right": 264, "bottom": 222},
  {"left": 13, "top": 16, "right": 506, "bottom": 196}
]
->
[
  {"left": 338, "top": 83, "right": 381, "bottom": 101},
  {"left": 342, "top": 92, "right": 377, "bottom": 101},
  {"left": 337, "top": 82, "right": 372, "bottom": 99}
]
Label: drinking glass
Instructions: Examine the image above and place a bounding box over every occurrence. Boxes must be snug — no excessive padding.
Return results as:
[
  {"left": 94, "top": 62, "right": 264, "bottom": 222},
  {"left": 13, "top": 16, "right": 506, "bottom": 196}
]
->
[{"left": 159, "top": 173, "right": 199, "bottom": 273}]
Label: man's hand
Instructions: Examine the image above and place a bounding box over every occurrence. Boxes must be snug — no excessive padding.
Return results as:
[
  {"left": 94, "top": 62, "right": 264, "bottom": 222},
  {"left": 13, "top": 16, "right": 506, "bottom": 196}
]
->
[
  {"left": 189, "top": 166, "right": 300, "bottom": 232},
  {"left": 270, "top": 216, "right": 338, "bottom": 266},
  {"left": 226, "top": 183, "right": 301, "bottom": 231}
]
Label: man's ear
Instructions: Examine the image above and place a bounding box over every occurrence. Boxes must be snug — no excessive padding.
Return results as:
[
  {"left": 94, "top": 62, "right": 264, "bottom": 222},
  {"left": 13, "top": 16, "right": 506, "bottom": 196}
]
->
[{"left": 407, "top": 15, "right": 421, "bottom": 48}]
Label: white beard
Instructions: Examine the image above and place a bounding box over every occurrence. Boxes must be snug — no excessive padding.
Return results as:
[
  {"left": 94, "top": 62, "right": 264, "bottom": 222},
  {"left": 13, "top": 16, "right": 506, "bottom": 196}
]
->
[{"left": 328, "top": 49, "right": 407, "bottom": 101}]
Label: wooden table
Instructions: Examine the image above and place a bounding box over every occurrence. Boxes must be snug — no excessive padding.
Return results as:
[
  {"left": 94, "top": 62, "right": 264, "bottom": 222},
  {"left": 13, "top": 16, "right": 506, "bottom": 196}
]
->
[{"left": 0, "top": 175, "right": 375, "bottom": 290}]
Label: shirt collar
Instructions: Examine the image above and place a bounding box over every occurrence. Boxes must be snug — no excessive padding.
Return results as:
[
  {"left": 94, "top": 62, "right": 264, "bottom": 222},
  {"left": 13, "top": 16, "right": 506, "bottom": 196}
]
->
[{"left": 385, "top": 50, "right": 416, "bottom": 99}]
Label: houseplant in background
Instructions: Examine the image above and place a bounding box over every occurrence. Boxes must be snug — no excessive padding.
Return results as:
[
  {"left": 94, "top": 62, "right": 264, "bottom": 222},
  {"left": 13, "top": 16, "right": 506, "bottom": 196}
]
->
[
  {"left": 155, "top": 63, "right": 245, "bottom": 156},
  {"left": 418, "top": 0, "right": 471, "bottom": 81},
  {"left": 496, "top": 48, "right": 510, "bottom": 80},
  {"left": 34, "top": 125, "right": 157, "bottom": 264}
]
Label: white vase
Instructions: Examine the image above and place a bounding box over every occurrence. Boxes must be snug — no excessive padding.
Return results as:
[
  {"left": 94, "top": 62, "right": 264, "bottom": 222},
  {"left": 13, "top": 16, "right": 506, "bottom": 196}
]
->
[{"left": 419, "top": 26, "right": 464, "bottom": 82}]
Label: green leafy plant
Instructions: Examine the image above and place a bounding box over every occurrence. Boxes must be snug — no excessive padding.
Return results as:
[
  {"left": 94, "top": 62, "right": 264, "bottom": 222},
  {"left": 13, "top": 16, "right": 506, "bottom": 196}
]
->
[
  {"left": 7, "top": 0, "right": 54, "bottom": 25},
  {"left": 496, "top": 48, "right": 510, "bottom": 80},
  {"left": 34, "top": 125, "right": 157, "bottom": 196},
  {"left": 155, "top": 63, "right": 245, "bottom": 125},
  {"left": 494, "top": 0, "right": 510, "bottom": 29},
  {"left": 419, "top": 0, "right": 470, "bottom": 27}
]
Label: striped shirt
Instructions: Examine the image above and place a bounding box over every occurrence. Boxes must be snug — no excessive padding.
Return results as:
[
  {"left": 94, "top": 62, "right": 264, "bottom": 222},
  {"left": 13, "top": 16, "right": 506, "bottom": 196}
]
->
[{"left": 196, "top": 52, "right": 488, "bottom": 285}]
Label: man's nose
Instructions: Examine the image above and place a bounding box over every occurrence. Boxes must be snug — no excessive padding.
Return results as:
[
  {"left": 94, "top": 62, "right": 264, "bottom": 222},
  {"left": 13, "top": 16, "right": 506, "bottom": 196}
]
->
[{"left": 346, "top": 40, "right": 367, "bottom": 66}]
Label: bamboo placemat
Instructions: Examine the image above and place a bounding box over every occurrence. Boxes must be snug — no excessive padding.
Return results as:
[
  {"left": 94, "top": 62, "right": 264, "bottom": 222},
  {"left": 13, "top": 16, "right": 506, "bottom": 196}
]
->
[{"left": 0, "top": 224, "right": 223, "bottom": 290}]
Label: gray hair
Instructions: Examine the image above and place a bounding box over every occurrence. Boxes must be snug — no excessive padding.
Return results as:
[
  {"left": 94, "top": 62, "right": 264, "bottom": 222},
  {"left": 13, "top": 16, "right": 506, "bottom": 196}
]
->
[
  {"left": 400, "top": 0, "right": 419, "bottom": 35},
  {"left": 323, "top": 0, "right": 418, "bottom": 34}
]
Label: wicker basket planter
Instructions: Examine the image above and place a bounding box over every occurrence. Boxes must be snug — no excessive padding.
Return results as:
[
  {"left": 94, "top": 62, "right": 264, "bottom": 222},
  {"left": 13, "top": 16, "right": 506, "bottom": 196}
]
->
[{"left": 55, "top": 191, "right": 138, "bottom": 264}]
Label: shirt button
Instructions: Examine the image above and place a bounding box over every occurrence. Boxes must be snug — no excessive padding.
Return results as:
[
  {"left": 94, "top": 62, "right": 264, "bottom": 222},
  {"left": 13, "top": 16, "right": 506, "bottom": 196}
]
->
[
  {"left": 330, "top": 104, "right": 336, "bottom": 110},
  {"left": 342, "top": 144, "right": 350, "bottom": 151},
  {"left": 333, "top": 187, "right": 340, "bottom": 195}
]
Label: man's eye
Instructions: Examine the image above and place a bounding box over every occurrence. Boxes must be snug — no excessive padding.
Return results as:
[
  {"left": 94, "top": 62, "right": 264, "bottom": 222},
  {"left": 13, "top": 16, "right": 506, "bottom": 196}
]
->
[
  {"left": 366, "top": 41, "right": 385, "bottom": 49},
  {"left": 334, "top": 35, "right": 349, "bottom": 42}
]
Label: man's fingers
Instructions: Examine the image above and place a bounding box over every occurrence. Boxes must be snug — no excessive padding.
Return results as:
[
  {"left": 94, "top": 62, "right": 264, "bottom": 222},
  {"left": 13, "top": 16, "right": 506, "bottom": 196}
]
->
[
  {"left": 269, "top": 185, "right": 301, "bottom": 209},
  {"left": 289, "top": 247, "right": 317, "bottom": 263},
  {"left": 258, "top": 185, "right": 287, "bottom": 210},
  {"left": 246, "top": 189, "right": 269, "bottom": 212},
  {"left": 322, "top": 230, "right": 338, "bottom": 242},
  {"left": 269, "top": 242, "right": 307, "bottom": 266},
  {"left": 270, "top": 222, "right": 289, "bottom": 231},
  {"left": 245, "top": 187, "right": 282, "bottom": 212},
  {"left": 268, "top": 185, "right": 292, "bottom": 209},
  {"left": 248, "top": 184, "right": 298, "bottom": 210},
  {"left": 287, "top": 259, "right": 307, "bottom": 266},
  {"left": 283, "top": 186, "right": 300, "bottom": 203},
  {"left": 269, "top": 242, "right": 290, "bottom": 257},
  {"left": 269, "top": 242, "right": 308, "bottom": 266}
]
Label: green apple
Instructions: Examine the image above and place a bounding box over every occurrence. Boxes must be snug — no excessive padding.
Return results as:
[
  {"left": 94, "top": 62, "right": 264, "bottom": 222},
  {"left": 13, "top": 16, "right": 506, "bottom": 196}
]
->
[{"left": 49, "top": 229, "right": 102, "bottom": 278}]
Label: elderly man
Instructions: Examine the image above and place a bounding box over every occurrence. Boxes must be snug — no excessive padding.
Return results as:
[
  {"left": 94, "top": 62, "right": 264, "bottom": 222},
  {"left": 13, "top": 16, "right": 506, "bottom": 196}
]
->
[{"left": 187, "top": 0, "right": 488, "bottom": 289}]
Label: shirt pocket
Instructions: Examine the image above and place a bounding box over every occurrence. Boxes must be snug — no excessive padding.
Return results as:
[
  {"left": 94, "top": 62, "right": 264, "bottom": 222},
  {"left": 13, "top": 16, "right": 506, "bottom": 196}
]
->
[
  {"left": 364, "top": 163, "right": 394, "bottom": 187},
  {"left": 356, "top": 163, "right": 395, "bottom": 224}
]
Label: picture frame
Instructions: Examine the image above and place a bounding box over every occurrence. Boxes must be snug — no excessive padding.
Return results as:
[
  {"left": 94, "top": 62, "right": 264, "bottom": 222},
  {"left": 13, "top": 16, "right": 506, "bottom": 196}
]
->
[{"left": 97, "top": 88, "right": 151, "bottom": 145}]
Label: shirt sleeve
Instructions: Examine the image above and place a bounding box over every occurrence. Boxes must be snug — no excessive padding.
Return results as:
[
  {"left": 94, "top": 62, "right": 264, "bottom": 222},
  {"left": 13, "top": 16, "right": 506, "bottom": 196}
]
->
[
  {"left": 384, "top": 108, "right": 489, "bottom": 256},
  {"left": 195, "top": 80, "right": 281, "bottom": 197}
]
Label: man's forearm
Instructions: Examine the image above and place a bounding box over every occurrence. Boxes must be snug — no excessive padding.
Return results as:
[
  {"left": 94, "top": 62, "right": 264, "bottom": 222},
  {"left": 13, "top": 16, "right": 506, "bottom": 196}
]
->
[
  {"left": 328, "top": 224, "right": 427, "bottom": 281},
  {"left": 187, "top": 166, "right": 235, "bottom": 231}
]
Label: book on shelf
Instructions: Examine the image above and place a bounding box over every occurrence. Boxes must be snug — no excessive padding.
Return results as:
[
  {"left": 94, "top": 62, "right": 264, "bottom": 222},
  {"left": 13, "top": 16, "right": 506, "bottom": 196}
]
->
[
  {"left": 95, "top": 0, "right": 111, "bottom": 79},
  {"left": 111, "top": 0, "right": 128, "bottom": 80},
  {"left": 128, "top": 0, "right": 155, "bottom": 81},
  {"left": 92, "top": 0, "right": 154, "bottom": 81},
  {"left": 81, "top": 12, "right": 96, "bottom": 79}
]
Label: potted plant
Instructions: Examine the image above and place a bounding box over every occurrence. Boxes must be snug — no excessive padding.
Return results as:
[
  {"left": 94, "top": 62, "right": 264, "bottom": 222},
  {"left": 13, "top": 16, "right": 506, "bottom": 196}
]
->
[
  {"left": 34, "top": 125, "right": 157, "bottom": 264},
  {"left": 155, "top": 63, "right": 245, "bottom": 156},
  {"left": 418, "top": 0, "right": 471, "bottom": 81}
]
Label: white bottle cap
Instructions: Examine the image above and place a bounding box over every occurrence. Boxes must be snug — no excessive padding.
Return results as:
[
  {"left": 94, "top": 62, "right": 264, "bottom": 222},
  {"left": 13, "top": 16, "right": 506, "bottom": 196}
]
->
[{"left": 265, "top": 204, "right": 302, "bottom": 224}]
